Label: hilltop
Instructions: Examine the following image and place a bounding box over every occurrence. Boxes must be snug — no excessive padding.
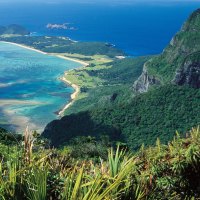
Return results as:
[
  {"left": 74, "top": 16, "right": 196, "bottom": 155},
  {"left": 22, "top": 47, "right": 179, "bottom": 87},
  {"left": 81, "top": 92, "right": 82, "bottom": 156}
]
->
[{"left": 0, "top": 24, "right": 30, "bottom": 36}]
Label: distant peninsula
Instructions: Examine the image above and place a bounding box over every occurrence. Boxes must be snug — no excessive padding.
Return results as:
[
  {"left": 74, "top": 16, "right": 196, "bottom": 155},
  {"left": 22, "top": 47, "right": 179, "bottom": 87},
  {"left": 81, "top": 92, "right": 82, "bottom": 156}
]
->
[{"left": 0, "top": 35, "right": 124, "bottom": 57}]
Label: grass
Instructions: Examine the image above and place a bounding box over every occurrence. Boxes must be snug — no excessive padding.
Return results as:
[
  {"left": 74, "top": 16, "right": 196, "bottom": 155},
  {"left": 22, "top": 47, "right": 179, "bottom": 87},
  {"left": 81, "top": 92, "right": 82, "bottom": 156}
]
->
[
  {"left": 62, "top": 53, "right": 113, "bottom": 65},
  {"left": 64, "top": 54, "right": 113, "bottom": 88},
  {"left": 0, "top": 127, "right": 200, "bottom": 199}
]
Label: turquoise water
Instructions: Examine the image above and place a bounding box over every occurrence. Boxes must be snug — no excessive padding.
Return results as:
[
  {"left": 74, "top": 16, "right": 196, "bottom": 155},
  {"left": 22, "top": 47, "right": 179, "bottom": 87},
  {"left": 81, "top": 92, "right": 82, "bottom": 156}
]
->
[{"left": 0, "top": 42, "right": 81, "bottom": 133}]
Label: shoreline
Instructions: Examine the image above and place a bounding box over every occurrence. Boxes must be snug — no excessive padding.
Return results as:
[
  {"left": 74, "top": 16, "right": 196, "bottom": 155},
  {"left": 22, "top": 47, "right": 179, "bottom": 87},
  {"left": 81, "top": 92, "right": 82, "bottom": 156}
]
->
[
  {"left": 0, "top": 41, "right": 89, "bottom": 116},
  {"left": 58, "top": 74, "right": 80, "bottom": 116},
  {"left": 53, "top": 54, "right": 89, "bottom": 67},
  {"left": 1, "top": 41, "right": 89, "bottom": 66},
  {"left": 1, "top": 41, "right": 47, "bottom": 55}
]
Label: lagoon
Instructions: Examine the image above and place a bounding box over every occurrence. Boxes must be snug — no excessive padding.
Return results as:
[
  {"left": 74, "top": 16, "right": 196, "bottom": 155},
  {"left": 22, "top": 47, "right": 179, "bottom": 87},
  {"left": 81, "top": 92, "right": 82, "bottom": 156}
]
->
[{"left": 0, "top": 42, "right": 81, "bottom": 133}]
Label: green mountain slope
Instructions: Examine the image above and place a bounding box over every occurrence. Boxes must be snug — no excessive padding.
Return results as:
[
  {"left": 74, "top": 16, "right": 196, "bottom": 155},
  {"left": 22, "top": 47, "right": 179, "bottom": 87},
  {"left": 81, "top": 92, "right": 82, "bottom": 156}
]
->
[
  {"left": 134, "top": 8, "right": 200, "bottom": 92},
  {"left": 43, "top": 57, "right": 149, "bottom": 147},
  {"left": 43, "top": 85, "right": 200, "bottom": 149},
  {"left": 43, "top": 9, "right": 200, "bottom": 149},
  {"left": 65, "top": 57, "right": 149, "bottom": 115}
]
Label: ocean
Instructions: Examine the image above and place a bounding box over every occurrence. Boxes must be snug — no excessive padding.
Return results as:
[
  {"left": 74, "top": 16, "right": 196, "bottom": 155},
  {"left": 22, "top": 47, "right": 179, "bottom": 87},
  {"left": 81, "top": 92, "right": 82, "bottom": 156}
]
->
[{"left": 0, "top": 1, "right": 199, "bottom": 55}]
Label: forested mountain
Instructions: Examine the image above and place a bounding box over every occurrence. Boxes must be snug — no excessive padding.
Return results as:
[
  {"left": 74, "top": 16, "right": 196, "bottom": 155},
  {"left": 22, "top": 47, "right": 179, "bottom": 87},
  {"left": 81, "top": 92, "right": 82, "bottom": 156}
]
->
[{"left": 43, "top": 9, "right": 200, "bottom": 150}]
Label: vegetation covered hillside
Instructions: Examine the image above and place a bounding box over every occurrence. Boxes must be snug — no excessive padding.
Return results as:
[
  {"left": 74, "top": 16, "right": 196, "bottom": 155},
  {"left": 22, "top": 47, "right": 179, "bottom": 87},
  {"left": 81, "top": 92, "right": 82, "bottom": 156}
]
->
[
  {"left": 0, "top": 127, "right": 200, "bottom": 199},
  {"left": 42, "top": 56, "right": 152, "bottom": 147},
  {"left": 64, "top": 56, "right": 150, "bottom": 115},
  {"left": 43, "top": 84, "right": 200, "bottom": 149},
  {"left": 43, "top": 9, "right": 200, "bottom": 150}
]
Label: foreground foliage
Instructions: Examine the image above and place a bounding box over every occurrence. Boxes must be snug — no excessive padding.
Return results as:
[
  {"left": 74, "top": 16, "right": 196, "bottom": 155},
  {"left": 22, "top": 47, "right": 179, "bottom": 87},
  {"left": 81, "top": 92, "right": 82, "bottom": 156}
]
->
[{"left": 0, "top": 127, "right": 200, "bottom": 199}]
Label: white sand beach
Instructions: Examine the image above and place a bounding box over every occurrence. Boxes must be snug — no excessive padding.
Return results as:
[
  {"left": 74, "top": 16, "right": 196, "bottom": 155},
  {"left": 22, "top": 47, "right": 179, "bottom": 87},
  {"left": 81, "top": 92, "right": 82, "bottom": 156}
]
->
[
  {"left": 1, "top": 41, "right": 47, "bottom": 55},
  {"left": 55, "top": 54, "right": 89, "bottom": 67},
  {"left": 58, "top": 76, "right": 80, "bottom": 116},
  {"left": 1, "top": 41, "right": 89, "bottom": 66}
]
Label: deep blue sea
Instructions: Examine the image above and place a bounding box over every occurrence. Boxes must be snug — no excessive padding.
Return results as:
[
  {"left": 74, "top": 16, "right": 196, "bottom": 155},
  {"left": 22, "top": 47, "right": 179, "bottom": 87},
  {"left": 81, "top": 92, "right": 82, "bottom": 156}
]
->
[{"left": 0, "top": 1, "right": 199, "bottom": 55}]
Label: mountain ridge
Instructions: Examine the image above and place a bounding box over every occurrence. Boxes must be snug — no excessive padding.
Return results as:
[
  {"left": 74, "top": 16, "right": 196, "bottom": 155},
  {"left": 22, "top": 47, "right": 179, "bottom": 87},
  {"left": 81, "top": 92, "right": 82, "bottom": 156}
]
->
[{"left": 133, "top": 8, "right": 200, "bottom": 93}]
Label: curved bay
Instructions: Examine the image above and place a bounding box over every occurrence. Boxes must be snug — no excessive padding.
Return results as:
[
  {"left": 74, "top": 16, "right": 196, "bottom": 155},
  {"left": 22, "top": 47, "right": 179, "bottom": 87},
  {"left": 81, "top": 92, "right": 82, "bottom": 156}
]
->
[{"left": 0, "top": 42, "right": 81, "bottom": 133}]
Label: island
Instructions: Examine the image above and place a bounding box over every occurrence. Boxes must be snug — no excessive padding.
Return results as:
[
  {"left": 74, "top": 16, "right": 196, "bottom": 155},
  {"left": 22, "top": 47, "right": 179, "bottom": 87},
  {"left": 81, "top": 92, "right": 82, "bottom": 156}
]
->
[
  {"left": 0, "top": 8, "right": 200, "bottom": 200},
  {"left": 0, "top": 24, "right": 30, "bottom": 37}
]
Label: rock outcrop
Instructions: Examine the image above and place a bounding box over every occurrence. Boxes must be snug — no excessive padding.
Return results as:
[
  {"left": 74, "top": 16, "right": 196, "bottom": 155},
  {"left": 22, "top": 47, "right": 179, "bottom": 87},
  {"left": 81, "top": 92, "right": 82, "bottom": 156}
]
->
[
  {"left": 133, "top": 64, "right": 160, "bottom": 93},
  {"left": 173, "top": 54, "right": 200, "bottom": 88}
]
